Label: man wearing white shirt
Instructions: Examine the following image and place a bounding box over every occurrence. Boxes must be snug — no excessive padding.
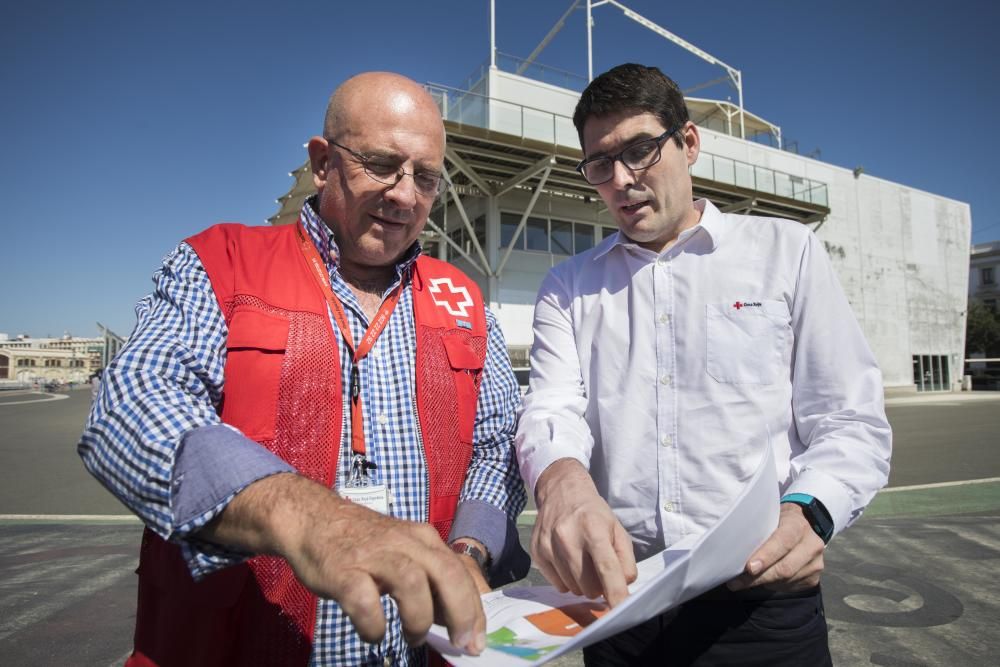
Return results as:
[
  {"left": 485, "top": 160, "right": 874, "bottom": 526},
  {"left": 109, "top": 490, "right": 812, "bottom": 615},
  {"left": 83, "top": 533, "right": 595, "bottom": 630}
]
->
[{"left": 516, "top": 63, "right": 892, "bottom": 666}]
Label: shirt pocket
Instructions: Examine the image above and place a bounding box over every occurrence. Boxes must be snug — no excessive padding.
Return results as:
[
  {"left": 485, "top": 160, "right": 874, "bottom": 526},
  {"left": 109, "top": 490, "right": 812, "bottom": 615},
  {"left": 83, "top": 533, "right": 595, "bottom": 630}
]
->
[
  {"left": 221, "top": 308, "right": 290, "bottom": 441},
  {"left": 706, "top": 300, "right": 789, "bottom": 385}
]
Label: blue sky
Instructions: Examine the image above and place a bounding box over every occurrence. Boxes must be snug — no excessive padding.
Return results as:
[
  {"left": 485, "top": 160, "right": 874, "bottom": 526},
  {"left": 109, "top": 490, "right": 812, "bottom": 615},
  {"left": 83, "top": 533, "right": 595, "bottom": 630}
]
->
[{"left": 2, "top": 0, "right": 997, "bottom": 338}]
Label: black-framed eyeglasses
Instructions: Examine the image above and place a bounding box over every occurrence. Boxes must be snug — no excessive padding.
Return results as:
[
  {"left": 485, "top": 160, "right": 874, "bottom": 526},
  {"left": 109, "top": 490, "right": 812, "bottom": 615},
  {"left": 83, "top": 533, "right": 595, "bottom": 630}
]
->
[
  {"left": 327, "top": 138, "right": 450, "bottom": 197},
  {"left": 575, "top": 125, "right": 683, "bottom": 186}
]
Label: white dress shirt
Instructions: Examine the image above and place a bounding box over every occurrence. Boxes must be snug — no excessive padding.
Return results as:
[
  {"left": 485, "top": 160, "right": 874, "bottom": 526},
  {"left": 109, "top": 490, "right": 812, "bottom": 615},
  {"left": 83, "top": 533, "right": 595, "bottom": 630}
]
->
[{"left": 516, "top": 199, "right": 891, "bottom": 560}]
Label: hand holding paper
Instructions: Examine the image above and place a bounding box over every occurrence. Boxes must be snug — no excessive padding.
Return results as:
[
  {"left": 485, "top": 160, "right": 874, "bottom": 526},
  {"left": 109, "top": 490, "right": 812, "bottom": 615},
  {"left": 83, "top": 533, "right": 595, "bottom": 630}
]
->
[{"left": 727, "top": 502, "right": 826, "bottom": 592}]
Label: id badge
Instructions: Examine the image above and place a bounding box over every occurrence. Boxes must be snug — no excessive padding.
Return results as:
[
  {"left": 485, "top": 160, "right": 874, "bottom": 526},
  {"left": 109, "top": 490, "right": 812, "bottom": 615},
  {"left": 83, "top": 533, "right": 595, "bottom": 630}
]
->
[{"left": 340, "top": 484, "right": 390, "bottom": 515}]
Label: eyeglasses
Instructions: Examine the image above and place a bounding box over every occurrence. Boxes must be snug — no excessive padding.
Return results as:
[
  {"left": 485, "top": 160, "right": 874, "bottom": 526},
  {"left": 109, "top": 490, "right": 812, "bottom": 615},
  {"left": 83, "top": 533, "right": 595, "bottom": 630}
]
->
[
  {"left": 327, "top": 139, "right": 449, "bottom": 197},
  {"left": 575, "top": 126, "right": 682, "bottom": 186}
]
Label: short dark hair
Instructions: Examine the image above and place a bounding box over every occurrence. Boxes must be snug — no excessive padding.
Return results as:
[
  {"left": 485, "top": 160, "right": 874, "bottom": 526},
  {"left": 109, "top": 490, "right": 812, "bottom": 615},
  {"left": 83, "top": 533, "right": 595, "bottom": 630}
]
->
[{"left": 573, "top": 63, "right": 689, "bottom": 152}]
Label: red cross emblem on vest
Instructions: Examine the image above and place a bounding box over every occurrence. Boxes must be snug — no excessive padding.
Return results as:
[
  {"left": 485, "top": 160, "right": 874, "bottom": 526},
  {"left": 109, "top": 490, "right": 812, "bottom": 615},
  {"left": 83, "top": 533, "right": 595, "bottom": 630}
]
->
[{"left": 427, "top": 278, "right": 473, "bottom": 317}]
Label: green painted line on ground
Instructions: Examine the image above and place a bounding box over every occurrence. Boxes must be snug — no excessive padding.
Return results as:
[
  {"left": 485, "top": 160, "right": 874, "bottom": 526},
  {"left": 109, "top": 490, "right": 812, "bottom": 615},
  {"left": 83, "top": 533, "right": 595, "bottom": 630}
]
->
[{"left": 862, "top": 480, "right": 1000, "bottom": 520}]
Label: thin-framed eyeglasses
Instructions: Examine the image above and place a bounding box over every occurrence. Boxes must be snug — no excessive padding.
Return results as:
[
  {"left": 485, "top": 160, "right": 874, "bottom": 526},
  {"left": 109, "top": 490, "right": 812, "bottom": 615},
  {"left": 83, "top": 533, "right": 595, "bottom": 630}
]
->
[
  {"left": 327, "top": 138, "right": 450, "bottom": 197},
  {"left": 575, "top": 125, "right": 683, "bottom": 186}
]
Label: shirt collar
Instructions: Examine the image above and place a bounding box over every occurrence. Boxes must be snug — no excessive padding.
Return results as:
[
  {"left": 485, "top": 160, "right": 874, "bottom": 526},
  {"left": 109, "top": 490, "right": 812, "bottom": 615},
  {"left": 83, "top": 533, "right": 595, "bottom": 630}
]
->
[
  {"left": 300, "top": 196, "right": 422, "bottom": 278},
  {"left": 592, "top": 198, "right": 725, "bottom": 261},
  {"left": 693, "top": 198, "right": 725, "bottom": 250}
]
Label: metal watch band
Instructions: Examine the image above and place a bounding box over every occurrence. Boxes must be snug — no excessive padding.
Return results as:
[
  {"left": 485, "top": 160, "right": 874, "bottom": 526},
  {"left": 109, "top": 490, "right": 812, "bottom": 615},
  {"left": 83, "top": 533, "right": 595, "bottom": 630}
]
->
[{"left": 450, "top": 540, "right": 490, "bottom": 573}]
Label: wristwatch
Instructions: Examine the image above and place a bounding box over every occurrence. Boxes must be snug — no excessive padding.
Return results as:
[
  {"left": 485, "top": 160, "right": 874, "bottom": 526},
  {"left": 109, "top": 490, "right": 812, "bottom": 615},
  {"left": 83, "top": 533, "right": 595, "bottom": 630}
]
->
[
  {"left": 780, "top": 493, "right": 834, "bottom": 544},
  {"left": 450, "top": 540, "right": 491, "bottom": 575}
]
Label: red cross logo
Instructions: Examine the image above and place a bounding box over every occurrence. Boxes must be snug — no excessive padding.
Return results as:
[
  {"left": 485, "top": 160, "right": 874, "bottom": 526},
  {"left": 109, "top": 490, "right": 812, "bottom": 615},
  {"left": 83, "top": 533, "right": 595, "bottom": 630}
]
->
[
  {"left": 428, "top": 278, "right": 473, "bottom": 317},
  {"left": 733, "top": 301, "right": 744, "bottom": 310}
]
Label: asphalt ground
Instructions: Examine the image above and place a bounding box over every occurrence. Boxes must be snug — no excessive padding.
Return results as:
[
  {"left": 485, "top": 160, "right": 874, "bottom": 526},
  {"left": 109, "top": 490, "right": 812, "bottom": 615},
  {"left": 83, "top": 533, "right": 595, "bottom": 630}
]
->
[{"left": 1, "top": 388, "right": 999, "bottom": 665}]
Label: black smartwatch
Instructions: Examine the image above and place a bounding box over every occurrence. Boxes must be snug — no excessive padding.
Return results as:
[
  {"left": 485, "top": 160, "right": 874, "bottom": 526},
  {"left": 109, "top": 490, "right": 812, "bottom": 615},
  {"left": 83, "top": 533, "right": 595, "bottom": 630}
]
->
[
  {"left": 450, "top": 540, "right": 491, "bottom": 575},
  {"left": 780, "top": 493, "right": 834, "bottom": 544}
]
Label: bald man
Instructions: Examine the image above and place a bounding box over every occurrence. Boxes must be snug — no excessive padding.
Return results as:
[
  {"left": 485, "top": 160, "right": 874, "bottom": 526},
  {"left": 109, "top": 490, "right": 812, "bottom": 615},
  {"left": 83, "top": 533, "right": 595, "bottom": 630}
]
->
[{"left": 80, "top": 72, "right": 528, "bottom": 666}]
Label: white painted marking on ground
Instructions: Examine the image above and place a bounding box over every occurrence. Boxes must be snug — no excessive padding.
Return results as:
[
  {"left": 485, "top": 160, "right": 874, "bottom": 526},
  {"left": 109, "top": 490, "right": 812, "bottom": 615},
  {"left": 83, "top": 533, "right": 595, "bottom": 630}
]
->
[
  {"left": 0, "top": 392, "right": 70, "bottom": 405},
  {"left": 883, "top": 477, "right": 1000, "bottom": 493},
  {"left": 0, "top": 514, "right": 140, "bottom": 522}
]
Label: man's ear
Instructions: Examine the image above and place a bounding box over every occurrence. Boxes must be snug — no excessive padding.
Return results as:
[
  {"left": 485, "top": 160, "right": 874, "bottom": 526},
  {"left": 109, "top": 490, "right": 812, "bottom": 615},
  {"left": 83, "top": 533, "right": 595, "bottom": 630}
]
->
[
  {"left": 681, "top": 121, "right": 701, "bottom": 167},
  {"left": 307, "top": 136, "right": 331, "bottom": 189},
  {"left": 682, "top": 121, "right": 701, "bottom": 166}
]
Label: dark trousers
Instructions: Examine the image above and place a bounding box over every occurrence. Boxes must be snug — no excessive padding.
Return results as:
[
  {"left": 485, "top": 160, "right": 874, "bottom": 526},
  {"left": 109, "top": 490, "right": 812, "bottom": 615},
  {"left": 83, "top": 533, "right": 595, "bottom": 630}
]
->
[{"left": 583, "top": 585, "right": 832, "bottom": 667}]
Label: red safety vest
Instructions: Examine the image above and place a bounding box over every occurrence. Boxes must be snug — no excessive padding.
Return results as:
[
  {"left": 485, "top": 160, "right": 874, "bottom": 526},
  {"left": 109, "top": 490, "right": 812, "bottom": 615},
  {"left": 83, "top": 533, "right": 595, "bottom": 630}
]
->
[{"left": 127, "top": 221, "right": 488, "bottom": 667}]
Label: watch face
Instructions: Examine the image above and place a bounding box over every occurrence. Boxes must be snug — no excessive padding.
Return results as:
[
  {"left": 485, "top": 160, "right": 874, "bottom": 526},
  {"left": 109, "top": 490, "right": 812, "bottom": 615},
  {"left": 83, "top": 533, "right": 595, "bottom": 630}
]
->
[{"left": 805, "top": 501, "right": 833, "bottom": 542}]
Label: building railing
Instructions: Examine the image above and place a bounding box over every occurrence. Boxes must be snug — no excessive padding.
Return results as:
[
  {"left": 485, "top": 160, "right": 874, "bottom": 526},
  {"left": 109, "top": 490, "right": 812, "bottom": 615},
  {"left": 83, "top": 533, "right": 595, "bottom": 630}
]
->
[
  {"left": 496, "top": 52, "right": 590, "bottom": 91},
  {"left": 426, "top": 82, "right": 828, "bottom": 207},
  {"left": 458, "top": 53, "right": 590, "bottom": 95},
  {"left": 691, "top": 152, "right": 829, "bottom": 207},
  {"left": 425, "top": 82, "right": 580, "bottom": 149}
]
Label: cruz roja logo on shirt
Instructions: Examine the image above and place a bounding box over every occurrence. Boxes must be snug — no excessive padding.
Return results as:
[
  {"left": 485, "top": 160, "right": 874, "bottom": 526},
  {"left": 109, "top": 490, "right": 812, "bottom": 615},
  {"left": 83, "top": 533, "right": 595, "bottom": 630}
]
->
[{"left": 732, "top": 301, "right": 763, "bottom": 310}]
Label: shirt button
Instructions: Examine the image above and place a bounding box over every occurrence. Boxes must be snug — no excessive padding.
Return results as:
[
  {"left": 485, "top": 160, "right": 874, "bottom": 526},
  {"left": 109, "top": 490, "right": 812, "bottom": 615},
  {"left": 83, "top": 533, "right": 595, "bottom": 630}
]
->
[
  {"left": 657, "top": 259, "right": 667, "bottom": 267},
  {"left": 660, "top": 434, "right": 672, "bottom": 447},
  {"left": 376, "top": 414, "right": 388, "bottom": 426},
  {"left": 663, "top": 502, "right": 674, "bottom": 513},
  {"left": 659, "top": 313, "right": 670, "bottom": 324},
  {"left": 659, "top": 374, "right": 671, "bottom": 386}
]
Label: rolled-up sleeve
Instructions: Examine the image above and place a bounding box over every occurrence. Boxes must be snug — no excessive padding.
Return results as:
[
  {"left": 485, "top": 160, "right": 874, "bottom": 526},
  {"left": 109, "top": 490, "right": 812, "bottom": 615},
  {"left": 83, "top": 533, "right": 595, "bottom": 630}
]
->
[{"left": 78, "top": 242, "right": 292, "bottom": 577}]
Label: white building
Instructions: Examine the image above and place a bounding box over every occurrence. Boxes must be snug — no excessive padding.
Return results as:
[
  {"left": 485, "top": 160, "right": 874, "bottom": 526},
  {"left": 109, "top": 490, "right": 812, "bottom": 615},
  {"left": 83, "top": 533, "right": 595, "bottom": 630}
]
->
[
  {"left": 271, "top": 7, "right": 971, "bottom": 392},
  {"left": 969, "top": 241, "right": 1000, "bottom": 312}
]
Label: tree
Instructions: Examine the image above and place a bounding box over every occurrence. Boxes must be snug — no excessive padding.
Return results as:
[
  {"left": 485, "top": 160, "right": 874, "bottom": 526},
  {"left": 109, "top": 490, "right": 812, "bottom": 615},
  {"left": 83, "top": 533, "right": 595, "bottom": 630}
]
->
[{"left": 965, "top": 302, "right": 1000, "bottom": 358}]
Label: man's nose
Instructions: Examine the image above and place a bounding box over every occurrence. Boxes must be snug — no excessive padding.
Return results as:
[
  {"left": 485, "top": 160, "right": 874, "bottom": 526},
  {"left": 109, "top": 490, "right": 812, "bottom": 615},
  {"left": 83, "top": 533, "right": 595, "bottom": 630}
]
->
[
  {"left": 608, "top": 159, "right": 636, "bottom": 189},
  {"left": 383, "top": 172, "right": 419, "bottom": 209}
]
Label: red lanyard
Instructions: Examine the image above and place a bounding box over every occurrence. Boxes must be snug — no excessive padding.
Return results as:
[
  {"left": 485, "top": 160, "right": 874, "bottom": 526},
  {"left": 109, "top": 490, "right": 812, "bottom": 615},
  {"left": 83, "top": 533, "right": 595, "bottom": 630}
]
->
[{"left": 296, "top": 223, "right": 402, "bottom": 457}]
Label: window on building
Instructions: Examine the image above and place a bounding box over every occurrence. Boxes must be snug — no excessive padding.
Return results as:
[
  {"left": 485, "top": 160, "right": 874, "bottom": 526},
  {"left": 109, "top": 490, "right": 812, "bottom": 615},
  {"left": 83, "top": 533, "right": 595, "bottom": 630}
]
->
[
  {"left": 497, "top": 213, "right": 606, "bottom": 255},
  {"left": 574, "top": 223, "right": 595, "bottom": 254},
  {"left": 983, "top": 267, "right": 996, "bottom": 286},
  {"left": 445, "top": 215, "right": 487, "bottom": 263},
  {"left": 551, "top": 220, "right": 573, "bottom": 255},
  {"left": 525, "top": 217, "right": 549, "bottom": 252},
  {"left": 0, "top": 355, "right": 8, "bottom": 380},
  {"left": 500, "top": 212, "right": 522, "bottom": 250},
  {"left": 447, "top": 225, "right": 466, "bottom": 260},
  {"left": 912, "top": 354, "right": 951, "bottom": 392},
  {"left": 473, "top": 214, "right": 486, "bottom": 252},
  {"left": 984, "top": 299, "right": 998, "bottom": 313}
]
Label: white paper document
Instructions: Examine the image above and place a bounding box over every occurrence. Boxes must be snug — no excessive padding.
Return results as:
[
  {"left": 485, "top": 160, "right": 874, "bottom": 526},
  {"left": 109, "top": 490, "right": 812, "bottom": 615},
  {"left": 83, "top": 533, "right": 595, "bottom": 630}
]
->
[{"left": 427, "top": 443, "right": 779, "bottom": 666}]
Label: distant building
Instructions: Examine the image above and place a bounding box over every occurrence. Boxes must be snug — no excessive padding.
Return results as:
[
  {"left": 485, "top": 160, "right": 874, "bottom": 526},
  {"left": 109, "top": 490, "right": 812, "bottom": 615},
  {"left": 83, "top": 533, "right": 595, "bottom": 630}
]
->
[
  {"left": 270, "top": 7, "right": 972, "bottom": 392},
  {"left": 0, "top": 324, "right": 125, "bottom": 385},
  {"left": 969, "top": 241, "right": 1000, "bottom": 313}
]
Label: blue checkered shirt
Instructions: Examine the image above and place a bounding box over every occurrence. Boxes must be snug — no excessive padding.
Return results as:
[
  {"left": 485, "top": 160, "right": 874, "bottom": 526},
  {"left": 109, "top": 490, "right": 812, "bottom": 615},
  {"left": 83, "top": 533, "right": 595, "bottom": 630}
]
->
[{"left": 79, "top": 199, "right": 526, "bottom": 666}]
